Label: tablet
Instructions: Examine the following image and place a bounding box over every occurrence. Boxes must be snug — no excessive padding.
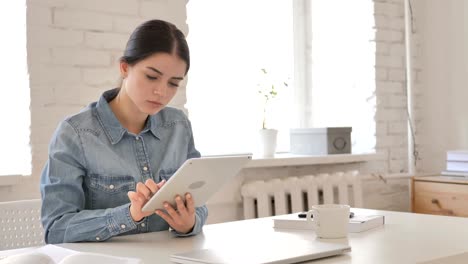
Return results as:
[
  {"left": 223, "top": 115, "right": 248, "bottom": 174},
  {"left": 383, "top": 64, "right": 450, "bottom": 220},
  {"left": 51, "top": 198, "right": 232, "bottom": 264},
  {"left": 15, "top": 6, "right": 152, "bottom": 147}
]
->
[{"left": 142, "top": 155, "right": 251, "bottom": 212}]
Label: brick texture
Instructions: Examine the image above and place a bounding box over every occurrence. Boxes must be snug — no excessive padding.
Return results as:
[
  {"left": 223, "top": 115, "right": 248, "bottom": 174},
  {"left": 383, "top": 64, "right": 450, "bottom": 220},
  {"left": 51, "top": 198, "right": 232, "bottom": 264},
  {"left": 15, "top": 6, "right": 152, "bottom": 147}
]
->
[{"left": 374, "top": 0, "right": 420, "bottom": 175}]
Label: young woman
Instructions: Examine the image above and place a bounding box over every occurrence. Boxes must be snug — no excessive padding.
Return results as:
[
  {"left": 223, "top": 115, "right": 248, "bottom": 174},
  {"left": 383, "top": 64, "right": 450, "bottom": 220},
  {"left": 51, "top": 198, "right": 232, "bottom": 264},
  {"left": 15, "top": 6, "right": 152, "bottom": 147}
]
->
[{"left": 40, "top": 19, "right": 208, "bottom": 243}]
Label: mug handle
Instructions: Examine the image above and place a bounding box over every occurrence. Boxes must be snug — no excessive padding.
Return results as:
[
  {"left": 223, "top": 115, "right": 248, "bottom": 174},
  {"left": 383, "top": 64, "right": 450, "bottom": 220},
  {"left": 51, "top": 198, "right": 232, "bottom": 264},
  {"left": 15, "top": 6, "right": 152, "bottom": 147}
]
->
[{"left": 306, "top": 209, "right": 318, "bottom": 229}]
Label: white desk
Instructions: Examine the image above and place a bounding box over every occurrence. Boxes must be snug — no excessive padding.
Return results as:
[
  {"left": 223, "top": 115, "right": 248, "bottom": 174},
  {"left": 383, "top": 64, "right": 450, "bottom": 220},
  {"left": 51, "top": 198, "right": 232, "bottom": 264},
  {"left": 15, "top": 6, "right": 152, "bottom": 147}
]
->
[{"left": 3, "top": 208, "right": 468, "bottom": 263}]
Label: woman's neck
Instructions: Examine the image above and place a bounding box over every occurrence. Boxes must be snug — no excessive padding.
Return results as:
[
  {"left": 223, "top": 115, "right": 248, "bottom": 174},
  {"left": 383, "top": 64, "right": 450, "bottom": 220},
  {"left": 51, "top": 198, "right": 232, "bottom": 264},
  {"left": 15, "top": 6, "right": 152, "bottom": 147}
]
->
[{"left": 109, "top": 90, "right": 147, "bottom": 135}]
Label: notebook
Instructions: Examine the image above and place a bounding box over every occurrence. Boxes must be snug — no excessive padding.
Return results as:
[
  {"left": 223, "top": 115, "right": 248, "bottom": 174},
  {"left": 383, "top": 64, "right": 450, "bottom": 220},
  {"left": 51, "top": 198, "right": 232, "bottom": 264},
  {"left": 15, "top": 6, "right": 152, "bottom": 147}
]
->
[
  {"left": 170, "top": 239, "right": 350, "bottom": 264},
  {"left": 273, "top": 213, "right": 385, "bottom": 233}
]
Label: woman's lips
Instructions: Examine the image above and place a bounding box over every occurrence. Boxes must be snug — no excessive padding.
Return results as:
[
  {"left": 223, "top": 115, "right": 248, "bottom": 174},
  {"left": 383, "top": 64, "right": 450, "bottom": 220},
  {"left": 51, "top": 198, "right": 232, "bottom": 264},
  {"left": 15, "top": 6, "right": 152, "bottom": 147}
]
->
[{"left": 147, "top": 100, "right": 163, "bottom": 107}]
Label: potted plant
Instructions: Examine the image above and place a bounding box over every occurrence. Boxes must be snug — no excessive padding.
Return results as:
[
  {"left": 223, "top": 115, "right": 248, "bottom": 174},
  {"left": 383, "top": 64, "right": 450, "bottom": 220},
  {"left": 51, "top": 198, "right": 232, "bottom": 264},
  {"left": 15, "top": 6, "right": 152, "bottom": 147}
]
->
[{"left": 257, "top": 68, "right": 288, "bottom": 157}]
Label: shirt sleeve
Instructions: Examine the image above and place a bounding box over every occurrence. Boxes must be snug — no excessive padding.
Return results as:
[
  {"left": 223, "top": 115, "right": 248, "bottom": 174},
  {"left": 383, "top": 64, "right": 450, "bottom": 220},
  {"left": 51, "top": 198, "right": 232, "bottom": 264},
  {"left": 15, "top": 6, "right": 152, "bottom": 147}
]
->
[
  {"left": 40, "top": 121, "right": 137, "bottom": 243},
  {"left": 172, "top": 205, "right": 208, "bottom": 237},
  {"left": 186, "top": 119, "right": 201, "bottom": 160}
]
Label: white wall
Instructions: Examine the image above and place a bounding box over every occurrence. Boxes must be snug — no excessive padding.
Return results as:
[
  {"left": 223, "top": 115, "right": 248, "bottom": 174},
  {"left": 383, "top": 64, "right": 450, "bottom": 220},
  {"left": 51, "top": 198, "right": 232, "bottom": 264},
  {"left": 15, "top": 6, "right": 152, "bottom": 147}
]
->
[
  {"left": 415, "top": 0, "right": 468, "bottom": 173},
  {"left": 374, "top": 0, "right": 418, "bottom": 174},
  {"left": 1, "top": 0, "right": 417, "bottom": 223}
]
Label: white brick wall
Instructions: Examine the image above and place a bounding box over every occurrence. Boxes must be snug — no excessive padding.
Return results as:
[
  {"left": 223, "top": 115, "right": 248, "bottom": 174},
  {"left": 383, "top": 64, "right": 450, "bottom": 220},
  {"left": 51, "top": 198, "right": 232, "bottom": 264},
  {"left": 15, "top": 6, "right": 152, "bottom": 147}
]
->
[
  {"left": 374, "top": 0, "right": 420, "bottom": 175},
  {"left": 84, "top": 32, "right": 129, "bottom": 50},
  {"left": 52, "top": 48, "right": 112, "bottom": 66},
  {"left": 63, "top": 0, "right": 139, "bottom": 15}
]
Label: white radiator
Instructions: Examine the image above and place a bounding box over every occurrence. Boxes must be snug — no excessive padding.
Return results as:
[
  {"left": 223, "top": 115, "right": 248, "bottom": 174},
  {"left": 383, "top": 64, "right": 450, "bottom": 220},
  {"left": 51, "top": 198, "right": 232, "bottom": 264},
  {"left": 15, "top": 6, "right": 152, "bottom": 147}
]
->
[{"left": 240, "top": 170, "right": 363, "bottom": 219}]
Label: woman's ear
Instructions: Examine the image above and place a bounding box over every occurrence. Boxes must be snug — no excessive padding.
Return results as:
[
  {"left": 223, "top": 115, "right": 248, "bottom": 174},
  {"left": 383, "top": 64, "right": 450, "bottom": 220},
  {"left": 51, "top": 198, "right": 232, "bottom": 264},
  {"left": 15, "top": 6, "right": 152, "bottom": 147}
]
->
[{"left": 120, "top": 60, "right": 129, "bottom": 79}]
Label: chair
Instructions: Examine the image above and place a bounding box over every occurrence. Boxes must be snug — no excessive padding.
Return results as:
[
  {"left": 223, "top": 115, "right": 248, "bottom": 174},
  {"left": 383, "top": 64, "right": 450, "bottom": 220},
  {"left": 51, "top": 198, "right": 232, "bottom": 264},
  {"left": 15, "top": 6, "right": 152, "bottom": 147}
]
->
[{"left": 0, "top": 199, "right": 45, "bottom": 250}]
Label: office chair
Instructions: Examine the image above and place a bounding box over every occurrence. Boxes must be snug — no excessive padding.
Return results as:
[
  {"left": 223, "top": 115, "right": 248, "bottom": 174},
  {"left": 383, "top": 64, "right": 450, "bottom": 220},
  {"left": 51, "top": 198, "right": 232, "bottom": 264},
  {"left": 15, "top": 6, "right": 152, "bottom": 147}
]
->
[{"left": 0, "top": 199, "right": 45, "bottom": 250}]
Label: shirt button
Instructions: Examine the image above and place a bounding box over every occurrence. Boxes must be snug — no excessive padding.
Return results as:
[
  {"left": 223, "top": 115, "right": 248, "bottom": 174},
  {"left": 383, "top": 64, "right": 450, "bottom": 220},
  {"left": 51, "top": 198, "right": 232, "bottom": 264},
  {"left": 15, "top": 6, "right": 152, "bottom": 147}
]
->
[
  {"left": 143, "top": 166, "right": 148, "bottom": 171},
  {"left": 120, "top": 224, "right": 126, "bottom": 229},
  {"left": 95, "top": 237, "right": 100, "bottom": 241},
  {"left": 135, "top": 136, "right": 140, "bottom": 140},
  {"left": 109, "top": 184, "right": 115, "bottom": 190},
  {"left": 141, "top": 223, "right": 146, "bottom": 227}
]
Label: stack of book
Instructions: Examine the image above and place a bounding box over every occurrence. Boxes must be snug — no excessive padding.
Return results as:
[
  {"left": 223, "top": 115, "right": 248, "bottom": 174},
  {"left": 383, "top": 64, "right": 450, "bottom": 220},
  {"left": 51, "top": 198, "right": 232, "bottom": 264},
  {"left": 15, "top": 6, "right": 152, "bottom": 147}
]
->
[{"left": 442, "top": 150, "right": 468, "bottom": 177}]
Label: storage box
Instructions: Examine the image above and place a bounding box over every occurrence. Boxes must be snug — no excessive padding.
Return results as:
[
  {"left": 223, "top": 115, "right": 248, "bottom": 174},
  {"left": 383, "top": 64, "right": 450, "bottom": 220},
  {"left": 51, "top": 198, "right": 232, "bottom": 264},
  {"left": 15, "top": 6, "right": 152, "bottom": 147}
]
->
[{"left": 290, "top": 127, "right": 352, "bottom": 155}]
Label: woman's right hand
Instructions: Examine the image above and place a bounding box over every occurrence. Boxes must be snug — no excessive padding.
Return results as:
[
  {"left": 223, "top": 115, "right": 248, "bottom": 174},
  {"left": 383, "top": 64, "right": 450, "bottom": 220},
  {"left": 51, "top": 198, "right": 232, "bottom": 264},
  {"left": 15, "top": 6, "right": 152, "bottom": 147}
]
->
[{"left": 128, "top": 179, "right": 166, "bottom": 222}]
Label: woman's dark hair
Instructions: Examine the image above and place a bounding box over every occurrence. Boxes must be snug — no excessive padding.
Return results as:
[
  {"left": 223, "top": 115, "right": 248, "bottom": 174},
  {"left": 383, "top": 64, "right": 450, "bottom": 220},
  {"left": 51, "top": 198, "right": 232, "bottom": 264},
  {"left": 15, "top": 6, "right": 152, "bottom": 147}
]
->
[{"left": 121, "top": 20, "right": 190, "bottom": 74}]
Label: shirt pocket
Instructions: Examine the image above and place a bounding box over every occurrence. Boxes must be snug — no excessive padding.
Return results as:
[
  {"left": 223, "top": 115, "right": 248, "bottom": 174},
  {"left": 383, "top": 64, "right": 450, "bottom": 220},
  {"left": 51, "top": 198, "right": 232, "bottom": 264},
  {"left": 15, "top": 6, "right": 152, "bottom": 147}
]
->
[
  {"left": 159, "top": 168, "right": 177, "bottom": 182},
  {"left": 86, "top": 174, "right": 136, "bottom": 209}
]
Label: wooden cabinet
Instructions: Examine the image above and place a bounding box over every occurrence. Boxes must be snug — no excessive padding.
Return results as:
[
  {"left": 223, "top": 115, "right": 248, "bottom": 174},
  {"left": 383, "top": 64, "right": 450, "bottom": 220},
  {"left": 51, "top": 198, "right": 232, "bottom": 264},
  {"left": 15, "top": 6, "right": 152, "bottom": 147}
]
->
[{"left": 412, "top": 176, "right": 468, "bottom": 216}]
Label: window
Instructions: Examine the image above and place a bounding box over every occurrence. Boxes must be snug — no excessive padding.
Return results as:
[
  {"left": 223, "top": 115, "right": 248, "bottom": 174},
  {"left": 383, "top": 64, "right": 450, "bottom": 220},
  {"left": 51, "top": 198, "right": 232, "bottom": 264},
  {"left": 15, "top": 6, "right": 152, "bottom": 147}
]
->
[
  {"left": 186, "top": 0, "right": 294, "bottom": 155},
  {"left": 306, "top": 0, "right": 376, "bottom": 153},
  {"left": 0, "top": 0, "right": 31, "bottom": 175},
  {"left": 186, "top": 0, "right": 375, "bottom": 155}
]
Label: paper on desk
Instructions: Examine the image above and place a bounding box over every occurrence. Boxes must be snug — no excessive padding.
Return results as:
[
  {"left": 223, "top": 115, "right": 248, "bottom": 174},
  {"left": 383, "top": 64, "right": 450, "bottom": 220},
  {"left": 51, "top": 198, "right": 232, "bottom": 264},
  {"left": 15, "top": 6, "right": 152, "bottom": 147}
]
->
[{"left": 0, "top": 245, "right": 143, "bottom": 264}]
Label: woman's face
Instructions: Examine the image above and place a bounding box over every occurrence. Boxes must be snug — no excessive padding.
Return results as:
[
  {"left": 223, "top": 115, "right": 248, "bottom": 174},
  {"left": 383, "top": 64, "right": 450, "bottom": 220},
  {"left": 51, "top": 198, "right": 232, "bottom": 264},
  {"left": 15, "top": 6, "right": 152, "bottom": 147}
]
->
[{"left": 120, "top": 52, "right": 187, "bottom": 115}]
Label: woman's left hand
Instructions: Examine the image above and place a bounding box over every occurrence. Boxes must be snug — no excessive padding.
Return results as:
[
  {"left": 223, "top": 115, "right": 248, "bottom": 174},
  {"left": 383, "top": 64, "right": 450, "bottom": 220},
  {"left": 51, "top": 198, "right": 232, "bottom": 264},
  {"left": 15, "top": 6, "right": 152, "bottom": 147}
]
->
[{"left": 156, "top": 193, "right": 196, "bottom": 234}]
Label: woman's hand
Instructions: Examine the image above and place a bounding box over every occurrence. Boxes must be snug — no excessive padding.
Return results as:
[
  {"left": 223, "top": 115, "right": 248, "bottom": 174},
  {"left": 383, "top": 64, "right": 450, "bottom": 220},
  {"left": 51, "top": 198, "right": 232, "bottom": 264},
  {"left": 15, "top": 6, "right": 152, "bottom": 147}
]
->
[
  {"left": 128, "top": 179, "right": 165, "bottom": 222},
  {"left": 156, "top": 193, "right": 196, "bottom": 234}
]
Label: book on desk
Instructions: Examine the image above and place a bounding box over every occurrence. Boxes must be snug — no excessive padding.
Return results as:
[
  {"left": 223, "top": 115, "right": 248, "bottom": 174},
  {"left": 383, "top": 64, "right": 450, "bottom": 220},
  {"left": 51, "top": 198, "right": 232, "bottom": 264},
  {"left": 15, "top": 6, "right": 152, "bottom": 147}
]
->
[
  {"left": 273, "top": 213, "right": 385, "bottom": 233},
  {"left": 0, "top": 245, "right": 142, "bottom": 264}
]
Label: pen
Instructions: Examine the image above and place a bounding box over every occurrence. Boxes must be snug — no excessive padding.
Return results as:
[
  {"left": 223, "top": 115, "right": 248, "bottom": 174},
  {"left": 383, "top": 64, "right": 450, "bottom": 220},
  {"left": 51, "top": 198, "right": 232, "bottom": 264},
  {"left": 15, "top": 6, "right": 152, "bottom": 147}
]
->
[{"left": 298, "top": 211, "right": 354, "bottom": 219}]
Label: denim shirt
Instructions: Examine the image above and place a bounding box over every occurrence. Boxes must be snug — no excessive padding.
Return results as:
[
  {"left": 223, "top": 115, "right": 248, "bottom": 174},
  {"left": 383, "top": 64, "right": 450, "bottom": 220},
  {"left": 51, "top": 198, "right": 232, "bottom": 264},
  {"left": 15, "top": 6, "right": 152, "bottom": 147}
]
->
[{"left": 40, "top": 88, "right": 208, "bottom": 244}]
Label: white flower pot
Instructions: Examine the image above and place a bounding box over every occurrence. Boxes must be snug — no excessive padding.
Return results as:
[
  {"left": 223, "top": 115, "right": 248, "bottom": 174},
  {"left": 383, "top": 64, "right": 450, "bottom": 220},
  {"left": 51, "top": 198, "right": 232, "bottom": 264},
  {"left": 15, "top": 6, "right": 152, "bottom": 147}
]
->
[{"left": 258, "top": 129, "right": 278, "bottom": 157}]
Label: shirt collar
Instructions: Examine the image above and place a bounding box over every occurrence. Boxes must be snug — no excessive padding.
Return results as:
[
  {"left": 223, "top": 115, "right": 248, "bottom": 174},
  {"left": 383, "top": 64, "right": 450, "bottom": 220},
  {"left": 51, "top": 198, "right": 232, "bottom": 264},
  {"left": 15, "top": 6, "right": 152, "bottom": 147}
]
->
[
  {"left": 142, "top": 112, "right": 161, "bottom": 140},
  {"left": 95, "top": 88, "right": 161, "bottom": 144}
]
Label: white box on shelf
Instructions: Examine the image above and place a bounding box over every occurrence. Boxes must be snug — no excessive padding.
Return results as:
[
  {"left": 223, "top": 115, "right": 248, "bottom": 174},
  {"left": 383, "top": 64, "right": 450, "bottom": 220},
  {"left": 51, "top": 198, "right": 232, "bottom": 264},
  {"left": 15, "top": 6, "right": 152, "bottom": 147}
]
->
[
  {"left": 447, "top": 150, "right": 468, "bottom": 162},
  {"left": 446, "top": 161, "right": 468, "bottom": 172},
  {"left": 290, "top": 127, "right": 352, "bottom": 155},
  {"left": 441, "top": 170, "right": 468, "bottom": 177},
  {"left": 273, "top": 213, "right": 384, "bottom": 233}
]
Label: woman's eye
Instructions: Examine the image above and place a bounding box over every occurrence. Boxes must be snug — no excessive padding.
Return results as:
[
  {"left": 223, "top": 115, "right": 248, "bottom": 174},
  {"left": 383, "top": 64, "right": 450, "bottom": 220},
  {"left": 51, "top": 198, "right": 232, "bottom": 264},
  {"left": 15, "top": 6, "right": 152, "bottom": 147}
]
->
[
  {"left": 169, "top": 82, "right": 179, "bottom": 88},
  {"left": 146, "top": 75, "right": 157, "bottom": 80}
]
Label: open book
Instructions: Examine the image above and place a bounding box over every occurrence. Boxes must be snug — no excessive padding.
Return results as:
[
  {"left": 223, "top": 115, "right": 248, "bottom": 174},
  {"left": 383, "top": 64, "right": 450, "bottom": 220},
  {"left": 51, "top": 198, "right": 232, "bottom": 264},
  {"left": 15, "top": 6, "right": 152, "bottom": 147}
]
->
[
  {"left": 273, "top": 213, "right": 385, "bottom": 233},
  {"left": 0, "top": 245, "right": 142, "bottom": 264}
]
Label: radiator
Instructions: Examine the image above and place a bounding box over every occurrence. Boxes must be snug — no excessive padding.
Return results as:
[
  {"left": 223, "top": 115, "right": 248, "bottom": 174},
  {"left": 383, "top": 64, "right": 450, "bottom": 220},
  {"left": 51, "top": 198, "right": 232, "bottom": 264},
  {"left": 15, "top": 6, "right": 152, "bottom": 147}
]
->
[{"left": 240, "top": 170, "right": 363, "bottom": 219}]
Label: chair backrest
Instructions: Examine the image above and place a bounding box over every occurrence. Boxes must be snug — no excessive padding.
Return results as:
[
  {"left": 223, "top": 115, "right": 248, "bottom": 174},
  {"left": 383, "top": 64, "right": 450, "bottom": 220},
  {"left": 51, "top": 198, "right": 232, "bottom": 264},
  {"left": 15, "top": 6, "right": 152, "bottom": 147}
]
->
[{"left": 0, "top": 199, "right": 45, "bottom": 250}]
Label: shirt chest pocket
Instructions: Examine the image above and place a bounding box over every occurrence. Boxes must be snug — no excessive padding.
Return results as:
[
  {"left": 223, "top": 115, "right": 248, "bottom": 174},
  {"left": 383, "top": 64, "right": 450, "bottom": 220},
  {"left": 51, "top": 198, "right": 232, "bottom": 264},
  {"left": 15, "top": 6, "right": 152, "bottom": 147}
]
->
[
  {"left": 86, "top": 174, "right": 136, "bottom": 209},
  {"left": 159, "top": 168, "right": 177, "bottom": 182}
]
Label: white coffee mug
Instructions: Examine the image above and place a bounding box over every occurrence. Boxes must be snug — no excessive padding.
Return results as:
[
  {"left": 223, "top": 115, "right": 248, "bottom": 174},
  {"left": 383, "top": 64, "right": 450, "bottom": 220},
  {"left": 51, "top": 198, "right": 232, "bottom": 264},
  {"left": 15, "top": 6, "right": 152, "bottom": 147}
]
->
[{"left": 306, "top": 204, "right": 350, "bottom": 239}]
